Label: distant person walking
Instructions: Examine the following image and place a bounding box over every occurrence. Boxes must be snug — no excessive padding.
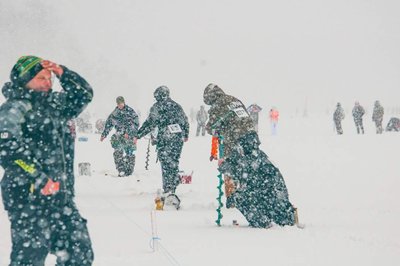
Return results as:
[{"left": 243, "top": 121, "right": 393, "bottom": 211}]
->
[
  {"left": 352, "top": 101, "right": 365, "bottom": 134},
  {"left": 269, "top": 107, "right": 279, "bottom": 135},
  {"left": 372, "top": 100, "right": 384, "bottom": 134},
  {"left": 333, "top": 103, "right": 345, "bottom": 135},
  {"left": 196, "top": 105, "right": 208, "bottom": 136}
]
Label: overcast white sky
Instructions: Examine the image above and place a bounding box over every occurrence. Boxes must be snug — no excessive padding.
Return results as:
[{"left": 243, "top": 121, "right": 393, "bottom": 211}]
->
[{"left": 1, "top": 0, "right": 399, "bottom": 117}]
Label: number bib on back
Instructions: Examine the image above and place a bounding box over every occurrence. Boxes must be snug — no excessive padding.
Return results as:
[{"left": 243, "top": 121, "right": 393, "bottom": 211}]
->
[
  {"left": 232, "top": 107, "right": 249, "bottom": 118},
  {"left": 228, "top": 101, "right": 249, "bottom": 118}
]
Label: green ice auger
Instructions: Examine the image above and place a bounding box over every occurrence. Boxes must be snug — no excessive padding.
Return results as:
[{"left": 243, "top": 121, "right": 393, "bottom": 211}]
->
[{"left": 216, "top": 136, "right": 224, "bottom": 226}]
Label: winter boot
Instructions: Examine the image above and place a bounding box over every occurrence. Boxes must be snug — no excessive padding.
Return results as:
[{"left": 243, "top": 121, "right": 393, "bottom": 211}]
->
[
  {"left": 118, "top": 171, "right": 126, "bottom": 177},
  {"left": 163, "top": 193, "right": 181, "bottom": 210}
]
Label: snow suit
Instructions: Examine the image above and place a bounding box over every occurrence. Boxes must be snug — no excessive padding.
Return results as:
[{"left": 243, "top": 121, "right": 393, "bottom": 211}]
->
[
  {"left": 352, "top": 104, "right": 365, "bottom": 134},
  {"left": 101, "top": 105, "right": 139, "bottom": 176},
  {"left": 196, "top": 106, "right": 208, "bottom": 136},
  {"left": 137, "top": 87, "right": 189, "bottom": 194},
  {"left": 372, "top": 101, "right": 384, "bottom": 134},
  {"left": 0, "top": 65, "right": 94, "bottom": 265},
  {"left": 203, "top": 84, "right": 292, "bottom": 220},
  {"left": 333, "top": 104, "right": 345, "bottom": 135},
  {"left": 219, "top": 131, "right": 296, "bottom": 228}
]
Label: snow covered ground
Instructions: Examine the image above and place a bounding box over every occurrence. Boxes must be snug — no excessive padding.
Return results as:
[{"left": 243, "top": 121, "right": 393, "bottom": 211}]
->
[{"left": 1, "top": 115, "right": 399, "bottom": 265}]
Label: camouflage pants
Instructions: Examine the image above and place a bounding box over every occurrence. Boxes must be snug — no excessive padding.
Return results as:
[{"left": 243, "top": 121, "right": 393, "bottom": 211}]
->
[
  {"left": 374, "top": 119, "right": 383, "bottom": 134},
  {"left": 7, "top": 203, "right": 93, "bottom": 266},
  {"left": 334, "top": 120, "right": 343, "bottom": 134},
  {"left": 111, "top": 134, "right": 136, "bottom": 175},
  {"left": 157, "top": 141, "right": 183, "bottom": 194},
  {"left": 354, "top": 119, "right": 364, "bottom": 134},
  {"left": 196, "top": 123, "right": 206, "bottom": 136}
]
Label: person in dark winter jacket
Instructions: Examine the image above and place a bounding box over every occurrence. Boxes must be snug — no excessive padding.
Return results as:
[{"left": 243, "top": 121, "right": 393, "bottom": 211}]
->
[
  {"left": 0, "top": 56, "right": 94, "bottom": 265},
  {"left": 100, "top": 96, "right": 139, "bottom": 177},
  {"left": 352, "top": 101, "right": 365, "bottom": 134},
  {"left": 204, "top": 83, "right": 255, "bottom": 200},
  {"left": 203, "top": 83, "right": 296, "bottom": 228},
  {"left": 204, "top": 83, "right": 255, "bottom": 198},
  {"left": 372, "top": 100, "right": 384, "bottom": 134},
  {"left": 333, "top": 102, "right": 345, "bottom": 135},
  {"left": 204, "top": 84, "right": 255, "bottom": 158},
  {"left": 247, "top": 104, "right": 262, "bottom": 133},
  {"left": 219, "top": 132, "right": 296, "bottom": 228},
  {"left": 137, "top": 86, "right": 189, "bottom": 195},
  {"left": 196, "top": 105, "right": 208, "bottom": 136}
]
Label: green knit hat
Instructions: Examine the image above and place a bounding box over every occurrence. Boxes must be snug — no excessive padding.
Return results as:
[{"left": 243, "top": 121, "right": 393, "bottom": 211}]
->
[
  {"left": 10, "top": 55, "right": 43, "bottom": 87},
  {"left": 116, "top": 96, "right": 125, "bottom": 104}
]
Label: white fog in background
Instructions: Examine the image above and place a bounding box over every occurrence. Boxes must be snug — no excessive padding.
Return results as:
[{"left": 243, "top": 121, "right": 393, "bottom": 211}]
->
[{"left": 1, "top": 0, "right": 399, "bottom": 119}]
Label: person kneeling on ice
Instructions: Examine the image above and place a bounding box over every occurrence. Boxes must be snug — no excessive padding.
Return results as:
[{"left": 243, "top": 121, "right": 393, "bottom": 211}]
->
[
  {"left": 203, "top": 83, "right": 255, "bottom": 207},
  {"left": 203, "top": 83, "right": 296, "bottom": 228},
  {"left": 218, "top": 132, "right": 296, "bottom": 228},
  {"left": 137, "top": 86, "right": 189, "bottom": 208},
  {"left": 100, "top": 96, "right": 139, "bottom": 177}
]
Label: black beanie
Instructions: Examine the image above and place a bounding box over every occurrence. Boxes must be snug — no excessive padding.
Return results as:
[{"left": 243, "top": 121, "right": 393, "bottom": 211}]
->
[
  {"left": 154, "top": 86, "right": 170, "bottom": 102},
  {"left": 10, "top": 55, "right": 43, "bottom": 87}
]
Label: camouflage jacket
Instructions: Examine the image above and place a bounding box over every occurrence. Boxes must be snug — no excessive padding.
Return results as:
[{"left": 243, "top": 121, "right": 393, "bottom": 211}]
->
[
  {"left": 372, "top": 105, "right": 384, "bottom": 122},
  {"left": 101, "top": 105, "right": 139, "bottom": 139},
  {"left": 205, "top": 88, "right": 254, "bottom": 158},
  {"left": 137, "top": 97, "right": 189, "bottom": 147},
  {"left": 333, "top": 106, "right": 345, "bottom": 122},
  {"left": 352, "top": 105, "right": 365, "bottom": 121}
]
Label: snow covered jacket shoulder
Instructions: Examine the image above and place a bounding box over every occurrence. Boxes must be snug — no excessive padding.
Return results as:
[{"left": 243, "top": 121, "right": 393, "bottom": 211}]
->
[
  {"left": 0, "top": 66, "right": 93, "bottom": 211},
  {"left": 137, "top": 97, "right": 189, "bottom": 146},
  {"left": 101, "top": 105, "right": 139, "bottom": 139},
  {"left": 205, "top": 88, "right": 254, "bottom": 157}
]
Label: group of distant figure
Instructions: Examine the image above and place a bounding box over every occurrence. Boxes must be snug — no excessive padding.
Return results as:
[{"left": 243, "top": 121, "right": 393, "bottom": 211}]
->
[{"left": 333, "top": 100, "right": 385, "bottom": 135}]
